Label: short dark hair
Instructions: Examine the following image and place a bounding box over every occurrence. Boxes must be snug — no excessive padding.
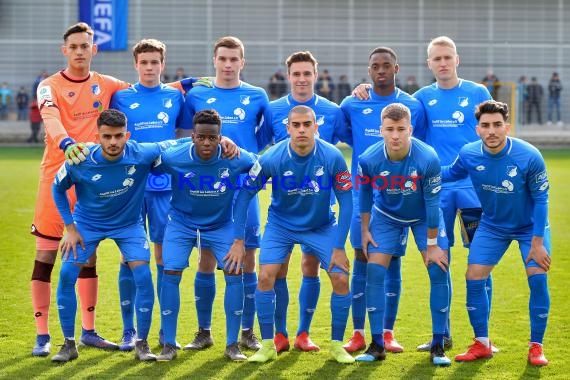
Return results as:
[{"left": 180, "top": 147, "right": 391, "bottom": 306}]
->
[
  {"left": 288, "top": 105, "right": 316, "bottom": 122},
  {"left": 285, "top": 51, "right": 318, "bottom": 73},
  {"left": 475, "top": 100, "right": 509, "bottom": 122},
  {"left": 369, "top": 47, "right": 397, "bottom": 62},
  {"left": 132, "top": 39, "right": 166, "bottom": 63},
  {"left": 381, "top": 103, "right": 411, "bottom": 122},
  {"left": 63, "top": 22, "right": 94, "bottom": 42},
  {"left": 97, "top": 109, "right": 127, "bottom": 128},
  {"left": 193, "top": 109, "right": 222, "bottom": 132}
]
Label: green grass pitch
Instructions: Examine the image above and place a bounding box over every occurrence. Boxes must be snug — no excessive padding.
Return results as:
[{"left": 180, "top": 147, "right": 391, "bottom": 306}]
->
[{"left": 0, "top": 147, "right": 568, "bottom": 379}]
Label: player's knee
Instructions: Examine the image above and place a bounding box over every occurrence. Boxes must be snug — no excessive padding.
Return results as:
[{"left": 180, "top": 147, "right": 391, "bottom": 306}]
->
[
  {"left": 276, "top": 262, "right": 289, "bottom": 278},
  {"left": 197, "top": 252, "right": 216, "bottom": 273},
  {"left": 31, "top": 260, "right": 54, "bottom": 282},
  {"left": 330, "top": 273, "right": 350, "bottom": 295},
  {"left": 243, "top": 248, "right": 257, "bottom": 272},
  {"left": 257, "top": 270, "right": 277, "bottom": 291},
  {"left": 301, "top": 255, "right": 320, "bottom": 277},
  {"left": 164, "top": 269, "right": 183, "bottom": 276},
  {"left": 78, "top": 265, "right": 97, "bottom": 279},
  {"left": 354, "top": 249, "right": 367, "bottom": 262}
]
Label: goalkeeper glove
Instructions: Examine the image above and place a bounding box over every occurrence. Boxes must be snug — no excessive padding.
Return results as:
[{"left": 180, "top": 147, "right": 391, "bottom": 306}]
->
[{"left": 60, "top": 137, "right": 92, "bottom": 165}]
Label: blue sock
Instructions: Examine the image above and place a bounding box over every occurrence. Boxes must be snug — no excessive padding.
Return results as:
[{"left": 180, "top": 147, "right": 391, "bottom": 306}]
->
[
  {"left": 160, "top": 273, "right": 181, "bottom": 346},
  {"left": 486, "top": 274, "right": 493, "bottom": 321},
  {"left": 57, "top": 263, "right": 81, "bottom": 338},
  {"left": 132, "top": 265, "right": 154, "bottom": 340},
  {"left": 445, "top": 248, "right": 452, "bottom": 338},
  {"left": 331, "top": 291, "right": 351, "bottom": 341},
  {"left": 255, "top": 288, "right": 275, "bottom": 340},
  {"left": 366, "top": 263, "right": 386, "bottom": 344},
  {"left": 242, "top": 272, "right": 257, "bottom": 330},
  {"left": 274, "top": 278, "right": 289, "bottom": 336},
  {"left": 528, "top": 273, "right": 550, "bottom": 343},
  {"left": 194, "top": 272, "right": 215, "bottom": 329},
  {"left": 118, "top": 263, "right": 135, "bottom": 332},
  {"left": 428, "top": 264, "right": 449, "bottom": 336},
  {"left": 224, "top": 275, "right": 244, "bottom": 345},
  {"left": 351, "top": 259, "right": 367, "bottom": 330},
  {"left": 466, "top": 279, "right": 489, "bottom": 338},
  {"left": 297, "top": 276, "right": 320, "bottom": 336},
  {"left": 432, "top": 333, "right": 445, "bottom": 347},
  {"left": 156, "top": 264, "right": 164, "bottom": 303},
  {"left": 384, "top": 257, "right": 401, "bottom": 331}
]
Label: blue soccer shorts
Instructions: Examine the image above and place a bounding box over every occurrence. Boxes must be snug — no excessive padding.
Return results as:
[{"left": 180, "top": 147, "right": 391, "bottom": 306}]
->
[
  {"left": 367, "top": 208, "right": 448, "bottom": 256},
  {"left": 468, "top": 223, "right": 552, "bottom": 268},
  {"left": 259, "top": 221, "right": 345, "bottom": 274},
  {"left": 162, "top": 209, "right": 233, "bottom": 272},
  {"left": 62, "top": 222, "right": 151, "bottom": 264},
  {"left": 142, "top": 190, "right": 171, "bottom": 244}
]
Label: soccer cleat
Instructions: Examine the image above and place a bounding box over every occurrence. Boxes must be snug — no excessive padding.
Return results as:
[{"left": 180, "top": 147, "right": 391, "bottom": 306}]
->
[
  {"left": 134, "top": 339, "right": 156, "bottom": 361},
  {"left": 51, "top": 338, "right": 79, "bottom": 363},
  {"left": 294, "top": 331, "right": 320, "bottom": 352},
  {"left": 528, "top": 343, "right": 548, "bottom": 366},
  {"left": 32, "top": 334, "right": 51, "bottom": 357},
  {"left": 430, "top": 343, "right": 451, "bottom": 366},
  {"left": 156, "top": 343, "right": 177, "bottom": 361},
  {"left": 417, "top": 336, "right": 453, "bottom": 352},
  {"left": 274, "top": 332, "right": 290, "bottom": 353},
  {"left": 240, "top": 328, "right": 262, "bottom": 350},
  {"left": 355, "top": 341, "right": 386, "bottom": 362},
  {"left": 225, "top": 343, "right": 247, "bottom": 361},
  {"left": 247, "top": 339, "right": 277, "bottom": 363},
  {"left": 183, "top": 328, "right": 214, "bottom": 350},
  {"left": 455, "top": 339, "right": 493, "bottom": 362},
  {"left": 80, "top": 330, "right": 119, "bottom": 350},
  {"left": 119, "top": 329, "right": 137, "bottom": 351},
  {"left": 330, "top": 341, "right": 355, "bottom": 364},
  {"left": 158, "top": 329, "right": 181, "bottom": 350},
  {"left": 491, "top": 342, "right": 500, "bottom": 353},
  {"left": 343, "top": 331, "right": 366, "bottom": 353},
  {"left": 383, "top": 331, "right": 404, "bottom": 353}
]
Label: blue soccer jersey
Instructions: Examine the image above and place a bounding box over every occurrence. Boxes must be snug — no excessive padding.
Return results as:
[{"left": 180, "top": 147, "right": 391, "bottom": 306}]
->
[
  {"left": 52, "top": 140, "right": 175, "bottom": 231},
  {"left": 413, "top": 79, "right": 492, "bottom": 188},
  {"left": 340, "top": 88, "right": 427, "bottom": 176},
  {"left": 182, "top": 82, "right": 271, "bottom": 153},
  {"left": 110, "top": 82, "right": 187, "bottom": 192},
  {"left": 442, "top": 137, "right": 549, "bottom": 236},
  {"left": 153, "top": 143, "right": 257, "bottom": 229},
  {"left": 234, "top": 138, "right": 353, "bottom": 248},
  {"left": 266, "top": 93, "right": 351, "bottom": 145},
  {"left": 358, "top": 137, "right": 442, "bottom": 228}
]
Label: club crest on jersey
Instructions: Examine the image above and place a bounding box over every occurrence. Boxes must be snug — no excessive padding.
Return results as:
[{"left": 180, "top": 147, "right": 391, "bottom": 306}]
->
[
  {"left": 91, "top": 84, "right": 101, "bottom": 95},
  {"left": 219, "top": 168, "right": 230, "bottom": 178},
  {"left": 314, "top": 166, "right": 324, "bottom": 176},
  {"left": 458, "top": 97, "right": 469, "bottom": 107},
  {"left": 506, "top": 166, "right": 518, "bottom": 177},
  {"left": 163, "top": 98, "right": 173, "bottom": 108},
  {"left": 240, "top": 95, "right": 250, "bottom": 105},
  {"left": 206, "top": 97, "right": 216, "bottom": 104},
  {"left": 281, "top": 118, "right": 288, "bottom": 125},
  {"left": 233, "top": 108, "right": 246, "bottom": 120},
  {"left": 126, "top": 165, "right": 136, "bottom": 175},
  {"left": 316, "top": 115, "right": 325, "bottom": 126}
]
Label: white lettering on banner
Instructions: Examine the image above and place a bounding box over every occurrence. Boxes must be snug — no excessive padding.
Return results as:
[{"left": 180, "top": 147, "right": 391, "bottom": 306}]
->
[{"left": 93, "top": 2, "right": 112, "bottom": 46}]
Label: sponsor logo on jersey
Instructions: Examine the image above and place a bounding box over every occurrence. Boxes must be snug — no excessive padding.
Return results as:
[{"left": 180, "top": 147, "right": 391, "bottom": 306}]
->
[
  {"left": 240, "top": 95, "right": 250, "bottom": 105},
  {"left": 91, "top": 174, "right": 102, "bottom": 181},
  {"left": 362, "top": 107, "right": 373, "bottom": 115},
  {"left": 428, "top": 99, "right": 438, "bottom": 106},
  {"left": 157, "top": 111, "right": 169, "bottom": 124},
  {"left": 206, "top": 97, "right": 216, "bottom": 104},
  {"left": 248, "top": 160, "right": 262, "bottom": 180},
  {"left": 233, "top": 107, "right": 246, "bottom": 120},
  {"left": 539, "top": 181, "right": 549, "bottom": 191},
  {"left": 68, "top": 91, "right": 75, "bottom": 98},
  {"left": 431, "top": 185, "right": 442, "bottom": 194},
  {"left": 91, "top": 84, "right": 101, "bottom": 95},
  {"left": 56, "top": 164, "right": 67, "bottom": 182},
  {"left": 380, "top": 170, "right": 390, "bottom": 176},
  {"left": 126, "top": 165, "right": 136, "bottom": 175},
  {"left": 458, "top": 97, "right": 469, "bottom": 107},
  {"left": 184, "top": 171, "right": 196, "bottom": 178},
  {"left": 452, "top": 110, "right": 464, "bottom": 123},
  {"left": 506, "top": 166, "right": 518, "bottom": 177},
  {"left": 123, "top": 178, "right": 135, "bottom": 187},
  {"left": 38, "top": 86, "right": 54, "bottom": 107},
  {"left": 283, "top": 170, "right": 294, "bottom": 176},
  {"left": 535, "top": 170, "right": 548, "bottom": 183},
  {"left": 163, "top": 98, "right": 173, "bottom": 108},
  {"left": 93, "top": 101, "right": 103, "bottom": 111},
  {"left": 129, "top": 102, "right": 140, "bottom": 109},
  {"left": 476, "top": 165, "right": 486, "bottom": 171},
  {"left": 501, "top": 180, "right": 514, "bottom": 191}
]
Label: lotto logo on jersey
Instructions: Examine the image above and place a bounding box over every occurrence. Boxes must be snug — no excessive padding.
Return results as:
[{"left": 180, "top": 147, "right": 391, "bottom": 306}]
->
[
  {"left": 206, "top": 97, "right": 216, "bottom": 104},
  {"left": 362, "top": 108, "right": 373, "bottom": 115}
]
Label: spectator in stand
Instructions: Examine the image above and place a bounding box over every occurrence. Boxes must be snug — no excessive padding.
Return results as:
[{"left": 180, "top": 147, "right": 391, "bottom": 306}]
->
[
  {"left": 32, "top": 70, "right": 49, "bottom": 96},
  {"left": 28, "top": 96, "right": 42, "bottom": 143},
  {"left": 174, "top": 67, "right": 186, "bottom": 81},
  {"left": 17, "top": 86, "right": 30, "bottom": 121},
  {"left": 527, "top": 77, "right": 543, "bottom": 125},
  {"left": 0, "top": 82, "right": 12, "bottom": 120},
  {"left": 517, "top": 76, "right": 528, "bottom": 125},
  {"left": 547, "top": 72, "right": 563, "bottom": 126},
  {"left": 316, "top": 69, "right": 335, "bottom": 100},
  {"left": 482, "top": 69, "right": 500, "bottom": 99},
  {"left": 403, "top": 75, "right": 420, "bottom": 95},
  {"left": 336, "top": 74, "right": 352, "bottom": 104},
  {"left": 268, "top": 69, "right": 288, "bottom": 100}
]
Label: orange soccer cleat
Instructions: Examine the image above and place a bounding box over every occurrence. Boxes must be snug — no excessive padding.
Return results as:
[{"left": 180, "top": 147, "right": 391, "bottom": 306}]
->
[
  {"left": 294, "top": 331, "right": 320, "bottom": 352},
  {"left": 528, "top": 343, "right": 549, "bottom": 366},
  {"left": 343, "top": 331, "right": 366, "bottom": 353},
  {"left": 455, "top": 339, "right": 493, "bottom": 362},
  {"left": 273, "top": 332, "right": 290, "bottom": 353},
  {"left": 383, "top": 331, "right": 404, "bottom": 353}
]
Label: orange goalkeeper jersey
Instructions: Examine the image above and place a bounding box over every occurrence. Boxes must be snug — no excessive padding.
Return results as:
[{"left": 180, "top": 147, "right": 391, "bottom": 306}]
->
[{"left": 36, "top": 70, "right": 129, "bottom": 179}]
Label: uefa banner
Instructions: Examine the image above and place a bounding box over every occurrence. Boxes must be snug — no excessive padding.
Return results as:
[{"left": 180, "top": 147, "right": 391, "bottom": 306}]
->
[{"left": 79, "top": 0, "right": 128, "bottom": 51}]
